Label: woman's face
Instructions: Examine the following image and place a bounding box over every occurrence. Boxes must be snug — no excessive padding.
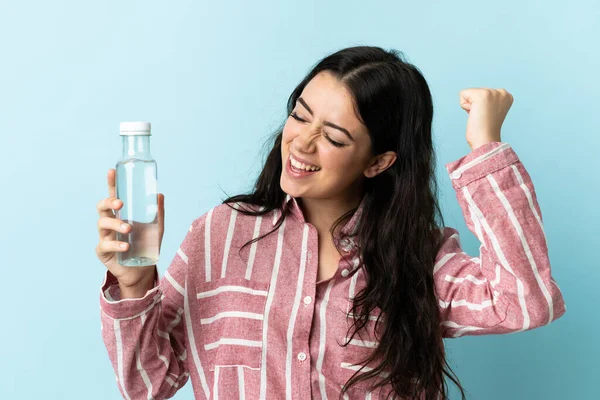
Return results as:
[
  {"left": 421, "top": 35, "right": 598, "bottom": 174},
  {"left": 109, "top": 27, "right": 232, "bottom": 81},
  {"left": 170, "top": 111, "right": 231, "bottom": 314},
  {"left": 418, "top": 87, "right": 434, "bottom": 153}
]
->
[{"left": 280, "top": 71, "right": 390, "bottom": 201}]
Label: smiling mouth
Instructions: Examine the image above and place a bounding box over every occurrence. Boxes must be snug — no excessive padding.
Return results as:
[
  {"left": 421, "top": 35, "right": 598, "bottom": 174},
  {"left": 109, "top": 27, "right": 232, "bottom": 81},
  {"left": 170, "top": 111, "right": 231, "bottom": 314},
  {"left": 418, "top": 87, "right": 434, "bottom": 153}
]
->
[
  {"left": 289, "top": 154, "right": 321, "bottom": 171},
  {"left": 287, "top": 155, "right": 320, "bottom": 176},
  {"left": 290, "top": 162, "right": 318, "bottom": 174}
]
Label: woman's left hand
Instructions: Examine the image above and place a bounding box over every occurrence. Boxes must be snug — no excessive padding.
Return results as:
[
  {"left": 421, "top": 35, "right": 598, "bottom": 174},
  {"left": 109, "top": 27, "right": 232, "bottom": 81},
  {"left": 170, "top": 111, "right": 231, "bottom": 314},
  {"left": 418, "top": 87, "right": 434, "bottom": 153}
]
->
[{"left": 459, "top": 88, "right": 514, "bottom": 151}]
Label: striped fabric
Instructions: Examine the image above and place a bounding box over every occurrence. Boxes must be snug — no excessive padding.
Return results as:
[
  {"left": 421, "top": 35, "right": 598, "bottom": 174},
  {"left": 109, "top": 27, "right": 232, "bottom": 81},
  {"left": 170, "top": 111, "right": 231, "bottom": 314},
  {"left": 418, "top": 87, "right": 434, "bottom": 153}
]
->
[{"left": 99, "top": 141, "right": 566, "bottom": 399}]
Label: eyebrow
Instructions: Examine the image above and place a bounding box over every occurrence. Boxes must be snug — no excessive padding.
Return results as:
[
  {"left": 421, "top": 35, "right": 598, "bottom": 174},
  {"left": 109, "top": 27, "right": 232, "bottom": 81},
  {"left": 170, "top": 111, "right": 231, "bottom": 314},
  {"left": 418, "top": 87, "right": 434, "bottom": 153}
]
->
[{"left": 297, "top": 97, "right": 355, "bottom": 142}]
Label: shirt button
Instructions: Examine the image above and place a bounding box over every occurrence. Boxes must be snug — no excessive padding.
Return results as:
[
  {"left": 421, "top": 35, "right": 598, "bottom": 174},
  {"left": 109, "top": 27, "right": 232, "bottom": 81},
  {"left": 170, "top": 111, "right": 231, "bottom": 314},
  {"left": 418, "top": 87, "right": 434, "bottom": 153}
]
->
[
  {"left": 297, "top": 352, "right": 307, "bottom": 361},
  {"left": 303, "top": 296, "right": 312, "bottom": 305},
  {"left": 450, "top": 170, "right": 462, "bottom": 179},
  {"left": 341, "top": 268, "right": 349, "bottom": 277},
  {"left": 340, "top": 238, "right": 353, "bottom": 252}
]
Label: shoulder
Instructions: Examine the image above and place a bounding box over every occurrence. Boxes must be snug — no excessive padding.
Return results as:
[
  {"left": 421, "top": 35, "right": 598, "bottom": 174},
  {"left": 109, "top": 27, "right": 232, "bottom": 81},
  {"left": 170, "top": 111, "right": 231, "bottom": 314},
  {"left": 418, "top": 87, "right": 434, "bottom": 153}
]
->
[
  {"left": 190, "top": 201, "right": 275, "bottom": 231},
  {"left": 435, "top": 226, "right": 463, "bottom": 260}
]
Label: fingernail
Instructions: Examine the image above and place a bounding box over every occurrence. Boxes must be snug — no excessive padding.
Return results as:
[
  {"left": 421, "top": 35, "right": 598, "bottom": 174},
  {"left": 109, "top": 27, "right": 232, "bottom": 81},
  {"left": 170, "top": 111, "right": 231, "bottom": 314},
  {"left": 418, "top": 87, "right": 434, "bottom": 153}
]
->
[
  {"left": 121, "top": 223, "right": 129, "bottom": 231},
  {"left": 120, "top": 243, "right": 127, "bottom": 249}
]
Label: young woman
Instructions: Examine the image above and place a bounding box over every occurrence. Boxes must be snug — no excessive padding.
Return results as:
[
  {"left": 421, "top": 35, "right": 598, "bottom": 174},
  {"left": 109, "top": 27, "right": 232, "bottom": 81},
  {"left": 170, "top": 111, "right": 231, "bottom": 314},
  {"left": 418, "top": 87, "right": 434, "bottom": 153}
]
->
[{"left": 95, "top": 46, "right": 566, "bottom": 400}]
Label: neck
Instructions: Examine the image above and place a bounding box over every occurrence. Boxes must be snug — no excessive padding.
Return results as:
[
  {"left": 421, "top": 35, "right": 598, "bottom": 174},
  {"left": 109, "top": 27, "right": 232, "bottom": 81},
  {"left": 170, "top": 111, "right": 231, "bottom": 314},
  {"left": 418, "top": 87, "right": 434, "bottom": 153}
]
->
[{"left": 298, "top": 191, "right": 363, "bottom": 238}]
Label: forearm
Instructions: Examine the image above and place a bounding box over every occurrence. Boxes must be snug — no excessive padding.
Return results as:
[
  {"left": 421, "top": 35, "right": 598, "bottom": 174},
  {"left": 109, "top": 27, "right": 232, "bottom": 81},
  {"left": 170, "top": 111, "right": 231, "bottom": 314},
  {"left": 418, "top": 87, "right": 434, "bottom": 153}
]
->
[
  {"left": 445, "top": 141, "right": 566, "bottom": 330},
  {"left": 100, "top": 270, "right": 189, "bottom": 399}
]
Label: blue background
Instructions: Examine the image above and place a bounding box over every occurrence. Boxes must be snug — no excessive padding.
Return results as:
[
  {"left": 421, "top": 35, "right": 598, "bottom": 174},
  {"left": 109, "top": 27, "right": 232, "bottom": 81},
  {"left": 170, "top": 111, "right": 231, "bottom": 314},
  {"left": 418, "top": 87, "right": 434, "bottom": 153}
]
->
[{"left": 0, "top": 1, "right": 597, "bottom": 399}]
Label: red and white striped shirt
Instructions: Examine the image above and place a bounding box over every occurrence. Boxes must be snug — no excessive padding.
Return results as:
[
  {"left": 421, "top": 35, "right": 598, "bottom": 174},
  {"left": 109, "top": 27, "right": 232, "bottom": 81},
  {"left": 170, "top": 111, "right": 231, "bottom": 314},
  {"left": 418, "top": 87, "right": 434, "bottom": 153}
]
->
[{"left": 100, "top": 141, "right": 566, "bottom": 399}]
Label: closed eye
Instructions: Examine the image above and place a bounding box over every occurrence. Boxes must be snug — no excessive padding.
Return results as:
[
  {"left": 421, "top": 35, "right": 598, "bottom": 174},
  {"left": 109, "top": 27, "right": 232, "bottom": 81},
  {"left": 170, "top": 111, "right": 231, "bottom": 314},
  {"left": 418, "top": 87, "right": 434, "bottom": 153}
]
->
[
  {"left": 290, "top": 112, "right": 306, "bottom": 123},
  {"left": 289, "top": 112, "right": 345, "bottom": 148}
]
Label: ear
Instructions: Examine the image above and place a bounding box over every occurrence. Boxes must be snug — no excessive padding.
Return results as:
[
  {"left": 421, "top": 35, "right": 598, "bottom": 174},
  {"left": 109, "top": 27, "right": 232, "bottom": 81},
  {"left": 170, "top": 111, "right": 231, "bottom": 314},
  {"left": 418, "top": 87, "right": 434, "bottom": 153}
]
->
[{"left": 364, "top": 151, "right": 397, "bottom": 178}]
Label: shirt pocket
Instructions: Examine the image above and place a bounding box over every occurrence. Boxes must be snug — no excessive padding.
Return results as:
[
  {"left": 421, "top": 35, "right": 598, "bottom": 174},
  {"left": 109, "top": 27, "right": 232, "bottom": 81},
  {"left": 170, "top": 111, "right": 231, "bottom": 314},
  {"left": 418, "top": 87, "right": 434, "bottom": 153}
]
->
[
  {"left": 324, "top": 308, "right": 394, "bottom": 397},
  {"left": 196, "top": 276, "right": 270, "bottom": 371}
]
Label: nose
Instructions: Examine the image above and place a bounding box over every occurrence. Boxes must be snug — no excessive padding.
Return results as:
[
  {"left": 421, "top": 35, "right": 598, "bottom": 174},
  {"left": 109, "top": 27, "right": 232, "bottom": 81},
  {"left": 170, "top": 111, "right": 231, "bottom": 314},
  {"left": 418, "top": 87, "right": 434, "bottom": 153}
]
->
[{"left": 292, "top": 125, "right": 318, "bottom": 153}]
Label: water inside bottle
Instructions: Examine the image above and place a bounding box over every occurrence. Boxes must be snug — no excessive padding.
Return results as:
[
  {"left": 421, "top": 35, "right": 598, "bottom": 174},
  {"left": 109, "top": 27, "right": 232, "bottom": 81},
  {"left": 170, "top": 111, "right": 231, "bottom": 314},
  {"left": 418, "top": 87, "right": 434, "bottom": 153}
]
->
[{"left": 116, "top": 159, "right": 160, "bottom": 267}]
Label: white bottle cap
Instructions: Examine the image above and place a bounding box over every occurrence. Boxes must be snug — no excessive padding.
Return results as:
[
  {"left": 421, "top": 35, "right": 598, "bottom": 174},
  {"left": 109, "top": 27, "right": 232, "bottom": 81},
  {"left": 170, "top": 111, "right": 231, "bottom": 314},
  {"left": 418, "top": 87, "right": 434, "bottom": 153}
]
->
[{"left": 120, "top": 121, "right": 151, "bottom": 136}]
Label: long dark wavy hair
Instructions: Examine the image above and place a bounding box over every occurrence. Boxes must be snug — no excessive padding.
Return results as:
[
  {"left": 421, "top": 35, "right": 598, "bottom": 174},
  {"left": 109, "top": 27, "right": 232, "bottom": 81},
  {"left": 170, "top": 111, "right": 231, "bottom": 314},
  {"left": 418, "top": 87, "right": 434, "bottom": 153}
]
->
[{"left": 222, "top": 46, "right": 467, "bottom": 400}]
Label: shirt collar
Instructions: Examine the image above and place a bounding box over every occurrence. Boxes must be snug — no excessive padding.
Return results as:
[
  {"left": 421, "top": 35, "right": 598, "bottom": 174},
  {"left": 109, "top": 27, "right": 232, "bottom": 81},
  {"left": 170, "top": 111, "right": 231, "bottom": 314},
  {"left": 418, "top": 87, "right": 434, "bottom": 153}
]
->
[{"left": 273, "top": 192, "right": 367, "bottom": 251}]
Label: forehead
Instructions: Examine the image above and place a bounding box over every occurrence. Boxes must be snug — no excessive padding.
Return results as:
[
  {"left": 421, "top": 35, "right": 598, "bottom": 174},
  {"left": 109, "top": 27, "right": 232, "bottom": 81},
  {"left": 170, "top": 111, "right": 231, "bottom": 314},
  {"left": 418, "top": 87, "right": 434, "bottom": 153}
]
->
[{"left": 299, "top": 71, "right": 365, "bottom": 133}]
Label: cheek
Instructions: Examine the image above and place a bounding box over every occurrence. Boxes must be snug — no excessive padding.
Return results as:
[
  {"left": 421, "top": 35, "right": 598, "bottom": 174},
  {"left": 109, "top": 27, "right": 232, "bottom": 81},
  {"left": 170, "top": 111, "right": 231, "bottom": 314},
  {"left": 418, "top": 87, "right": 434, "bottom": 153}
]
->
[
  {"left": 320, "top": 148, "right": 354, "bottom": 171},
  {"left": 282, "top": 120, "right": 297, "bottom": 142},
  {"left": 321, "top": 147, "right": 371, "bottom": 183}
]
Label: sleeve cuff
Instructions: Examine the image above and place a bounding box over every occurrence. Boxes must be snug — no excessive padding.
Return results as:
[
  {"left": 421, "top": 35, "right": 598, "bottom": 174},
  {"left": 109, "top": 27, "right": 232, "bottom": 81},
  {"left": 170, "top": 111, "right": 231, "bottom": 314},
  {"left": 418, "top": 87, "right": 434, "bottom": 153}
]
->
[
  {"left": 445, "top": 141, "right": 519, "bottom": 189},
  {"left": 99, "top": 269, "right": 161, "bottom": 320}
]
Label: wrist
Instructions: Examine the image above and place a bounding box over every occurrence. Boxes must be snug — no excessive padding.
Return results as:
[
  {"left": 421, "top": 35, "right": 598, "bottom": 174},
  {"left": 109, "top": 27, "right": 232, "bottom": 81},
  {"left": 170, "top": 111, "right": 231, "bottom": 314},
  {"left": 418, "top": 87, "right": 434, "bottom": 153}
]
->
[
  {"left": 118, "top": 267, "right": 157, "bottom": 299},
  {"left": 470, "top": 139, "right": 501, "bottom": 151}
]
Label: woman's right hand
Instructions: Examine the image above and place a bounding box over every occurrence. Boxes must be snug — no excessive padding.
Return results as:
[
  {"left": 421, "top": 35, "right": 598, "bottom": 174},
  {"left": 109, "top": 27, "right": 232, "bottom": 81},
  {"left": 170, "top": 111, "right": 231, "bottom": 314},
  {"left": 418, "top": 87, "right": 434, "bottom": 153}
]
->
[{"left": 95, "top": 168, "right": 165, "bottom": 297}]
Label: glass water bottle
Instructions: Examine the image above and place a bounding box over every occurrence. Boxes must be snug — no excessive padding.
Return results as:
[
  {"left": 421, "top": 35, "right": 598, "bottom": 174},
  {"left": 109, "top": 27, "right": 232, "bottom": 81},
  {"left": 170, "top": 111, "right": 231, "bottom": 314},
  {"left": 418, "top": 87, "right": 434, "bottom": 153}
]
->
[{"left": 115, "top": 121, "right": 160, "bottom": 267}]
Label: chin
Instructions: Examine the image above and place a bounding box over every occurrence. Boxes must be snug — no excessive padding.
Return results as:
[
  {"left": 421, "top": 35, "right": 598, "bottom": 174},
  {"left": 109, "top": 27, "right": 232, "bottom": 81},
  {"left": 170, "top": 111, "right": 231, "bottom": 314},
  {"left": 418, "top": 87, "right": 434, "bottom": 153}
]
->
[
  {"left": 280, "top": 174, "right": 308, "bottom": 199},
  {"left": 280, "top": 174, "right": 297, "bottom": 196}
]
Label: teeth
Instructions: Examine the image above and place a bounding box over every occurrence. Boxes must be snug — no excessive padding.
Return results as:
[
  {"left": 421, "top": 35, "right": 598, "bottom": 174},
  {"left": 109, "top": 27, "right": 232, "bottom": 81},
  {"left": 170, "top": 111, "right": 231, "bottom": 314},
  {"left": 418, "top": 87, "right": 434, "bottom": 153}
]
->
[{"left": 290, "top": 155, "right": 320, "bottom": 172}]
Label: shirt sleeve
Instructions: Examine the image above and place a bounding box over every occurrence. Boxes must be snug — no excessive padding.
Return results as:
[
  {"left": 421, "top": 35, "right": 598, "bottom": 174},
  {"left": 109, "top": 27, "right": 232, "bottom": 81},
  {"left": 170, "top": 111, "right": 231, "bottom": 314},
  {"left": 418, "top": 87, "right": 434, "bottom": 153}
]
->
[
  {"left": 435, "top": 141, "right": 566, "bottom": 338},
  {"left": 99, "top": 215, "right": 206, "bottom": 399}
]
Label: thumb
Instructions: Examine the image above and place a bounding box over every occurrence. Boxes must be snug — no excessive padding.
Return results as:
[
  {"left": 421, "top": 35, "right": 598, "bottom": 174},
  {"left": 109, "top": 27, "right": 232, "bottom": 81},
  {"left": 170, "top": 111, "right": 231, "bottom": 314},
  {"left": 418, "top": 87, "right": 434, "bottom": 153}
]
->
[
  {"left": 158, "top": 193, "right": 165, "bottom": 251},
  {"left": 158, "top": 193, "right": 165, "bottom": 225},
  {"left": 459, "top": 89, "right": 475, "bottom": 112}
]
